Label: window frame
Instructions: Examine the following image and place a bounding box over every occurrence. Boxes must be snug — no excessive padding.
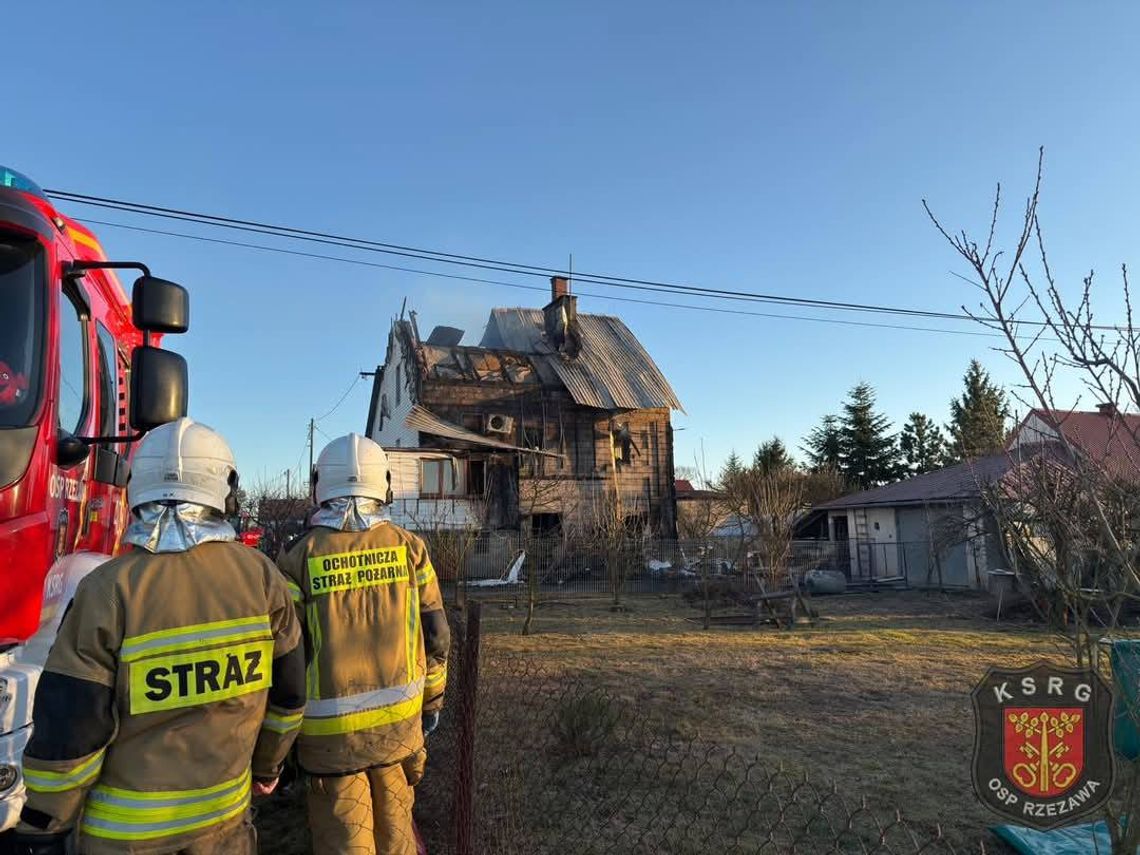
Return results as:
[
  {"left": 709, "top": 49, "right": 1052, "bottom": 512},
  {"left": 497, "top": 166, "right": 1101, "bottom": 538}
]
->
[
  {"left": 420, "top": 457, "right": 464, "bottom": 498},
  {"left": 57, "top": 280, "right": 91, "bottom": 437},
  {"left": 95, "top": 321, "right": 118, "bottom": 442}
]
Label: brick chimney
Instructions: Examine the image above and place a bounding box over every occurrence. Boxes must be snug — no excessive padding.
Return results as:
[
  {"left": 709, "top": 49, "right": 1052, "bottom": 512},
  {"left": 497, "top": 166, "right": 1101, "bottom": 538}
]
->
[
  {"left": 543, "top": 277, "right": 579, "bottom": 357},
  {"left": 1097, "top": 402, "right": 1119, "bottom": 417}
]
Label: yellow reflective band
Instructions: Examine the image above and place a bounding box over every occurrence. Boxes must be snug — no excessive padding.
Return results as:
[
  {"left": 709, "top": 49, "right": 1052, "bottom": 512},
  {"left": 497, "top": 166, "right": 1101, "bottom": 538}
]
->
[
  {"left": 307, "top": 546, "right": 409, "bottom": 596},
  {"left": 301, "top": 693, "right": 423, "bottom": 737},
  {"left": 416, "top": 563, "right": 437, "bottom": 587},
  {"left": 405, "top": 588, "right": 416, "bottom": 682},
  {"left": 425, "top": 666, "right": 447, "bottom": 690},
  {"left": 121, "top": 615, "right": 272, "bottom": 662},
  {"left": 285, "top": 578, "right": 303, "bottom": 603},
  {"left": 262, "top": 708, "right": 304, "bottom": 734},
  {"left": 24, "top": 749, "right": 105, "bottom": 793},
  {"left": 82, "top": 771, "right": 250, "bottom": 841},
  {"left": 128, "top": 639, "right": 274, "bottom": 715}
]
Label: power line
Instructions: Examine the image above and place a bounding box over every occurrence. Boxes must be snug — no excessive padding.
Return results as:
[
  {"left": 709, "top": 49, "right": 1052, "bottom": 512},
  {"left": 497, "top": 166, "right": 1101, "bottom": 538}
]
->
[
  {"left": 314, "top": 375, "right": 363, "bottom": 422},
  {"left": 49, "top": 188, "right": 984, "bottom": 324},
  {"left": 78, "top": 216, "right": 1012, "bottom": 339}
]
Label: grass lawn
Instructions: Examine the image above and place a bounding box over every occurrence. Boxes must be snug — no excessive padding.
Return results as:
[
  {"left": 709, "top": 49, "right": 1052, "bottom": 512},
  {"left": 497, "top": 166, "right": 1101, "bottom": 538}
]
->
[
  {"left": 467, "top": 589, "right": 1065, "bottom": 851},
  {"left": 258, "top": 589, "right": 1065, "bottom": 852}
]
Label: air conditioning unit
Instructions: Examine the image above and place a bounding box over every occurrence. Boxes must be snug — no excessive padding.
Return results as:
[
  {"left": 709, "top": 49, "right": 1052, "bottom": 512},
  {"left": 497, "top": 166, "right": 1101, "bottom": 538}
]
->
[{"left": 484, "top": 413, "right": 515, "bottom": 436}]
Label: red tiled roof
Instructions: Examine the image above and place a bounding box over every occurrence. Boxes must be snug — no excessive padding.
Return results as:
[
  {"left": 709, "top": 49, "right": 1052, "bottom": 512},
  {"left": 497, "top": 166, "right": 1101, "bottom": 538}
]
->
[
  {"left": 675, "top": 479, "right": 695, "bottom": 493},
  {"left": 1018, "top": 408, "right": 1140, "bottom": 478}
]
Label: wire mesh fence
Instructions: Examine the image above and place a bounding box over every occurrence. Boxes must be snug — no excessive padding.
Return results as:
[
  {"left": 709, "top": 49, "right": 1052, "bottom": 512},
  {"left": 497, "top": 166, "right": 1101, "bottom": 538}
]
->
[
  {"left": 421, "top": 532, "right": 982, "bottom": 603},
  {"left": 409, "top": 604, "right": 993, "bottom": 855}
]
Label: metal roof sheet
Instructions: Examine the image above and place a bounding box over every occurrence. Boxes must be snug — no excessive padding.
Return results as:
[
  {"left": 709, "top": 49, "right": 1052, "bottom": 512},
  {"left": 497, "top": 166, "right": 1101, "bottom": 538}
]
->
[
  {"left": 479, "top": 308, "right": 683, "bottom": 412},
  {"left": 816, "top": 453, "right": 1013, "bottom": 510},
  {"left": 405, "top": 405, "right": 563, "bottom": 457}
]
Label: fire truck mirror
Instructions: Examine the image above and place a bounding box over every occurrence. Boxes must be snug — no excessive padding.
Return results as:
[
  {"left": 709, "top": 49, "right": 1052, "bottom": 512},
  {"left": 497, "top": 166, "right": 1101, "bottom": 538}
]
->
[
  {"left": 56, "top": 431, "right": 90, "bottom": 469},
  {"left": 130, "top": 346, "right": 188, "bottom": 431},
  {"left": 132, "top": 276, "right": 189, "bottom": 334}
]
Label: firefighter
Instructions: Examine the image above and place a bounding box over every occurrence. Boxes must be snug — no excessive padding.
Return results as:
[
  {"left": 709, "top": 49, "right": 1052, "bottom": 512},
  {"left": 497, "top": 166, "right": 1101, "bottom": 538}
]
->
[
  {"left": 6, "top": 418, "right": 306, "bottom": 855},
  {"left": 276, "top": 433, "right": 449, "bottom": 855}
]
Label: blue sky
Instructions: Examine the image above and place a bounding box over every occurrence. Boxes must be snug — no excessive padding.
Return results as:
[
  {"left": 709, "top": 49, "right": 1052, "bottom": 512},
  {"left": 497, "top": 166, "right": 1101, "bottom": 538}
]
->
[{"left": 4, "top": 1, "right": 1137, "bottom": 486}]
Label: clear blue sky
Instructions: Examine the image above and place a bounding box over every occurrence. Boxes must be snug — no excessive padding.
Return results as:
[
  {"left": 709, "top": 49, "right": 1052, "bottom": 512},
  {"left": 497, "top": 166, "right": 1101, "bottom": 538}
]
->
[{"left": 4, "top": 1, "right": 1136, "bottom": 486}]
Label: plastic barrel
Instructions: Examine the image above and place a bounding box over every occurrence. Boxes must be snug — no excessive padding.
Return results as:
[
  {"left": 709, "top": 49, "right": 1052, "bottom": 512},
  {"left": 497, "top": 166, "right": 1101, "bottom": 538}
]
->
[{"left": 1101, "top": 638, "right": 1140, "bottom": 761}]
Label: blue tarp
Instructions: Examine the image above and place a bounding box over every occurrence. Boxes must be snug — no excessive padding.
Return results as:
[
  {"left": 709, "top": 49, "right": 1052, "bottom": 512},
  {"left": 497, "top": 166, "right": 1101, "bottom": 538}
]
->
[{"left": 992, "top": 821, "right": 1124, "bottom": 854}]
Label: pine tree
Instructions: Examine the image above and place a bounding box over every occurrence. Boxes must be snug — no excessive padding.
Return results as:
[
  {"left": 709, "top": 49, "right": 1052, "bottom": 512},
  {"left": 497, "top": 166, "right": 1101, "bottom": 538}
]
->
[
  {"left": 802, "top": 415, "right": 842, "bottom": 471},
  {"left": 718, "top": 450, "right": 746, "bottom": 492},
  {"left": 899, "top": 412, "right": 947, "bottom": 475},
  {"left": 947, "top": 360, "right": 1009, "bottom": 460},
  {"left": 754, "top": 437, "right": 795, "bottom": 474},
  {"left": 838, "top": 382, "right": 899, "bottom": 489}
]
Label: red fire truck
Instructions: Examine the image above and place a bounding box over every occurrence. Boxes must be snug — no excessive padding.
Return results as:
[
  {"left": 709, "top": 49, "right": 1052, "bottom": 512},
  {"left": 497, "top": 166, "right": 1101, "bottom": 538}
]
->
[{"left": 0, "top": 166, "right": 189, "bottom": 829}]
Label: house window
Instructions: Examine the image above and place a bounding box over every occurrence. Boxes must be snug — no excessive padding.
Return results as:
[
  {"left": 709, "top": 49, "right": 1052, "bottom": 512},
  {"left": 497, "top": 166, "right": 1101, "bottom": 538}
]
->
[
  {"left": 421, "top": 458, "right": 463, "bottom": 497},
  {"left": 467, "top": 459, "right": 486, "bottom": 496}
]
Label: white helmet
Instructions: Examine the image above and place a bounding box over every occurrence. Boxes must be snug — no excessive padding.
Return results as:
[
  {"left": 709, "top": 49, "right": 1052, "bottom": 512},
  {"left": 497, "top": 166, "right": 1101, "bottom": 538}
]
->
[
  {"left": 128, "top": 418, "right": 238, "bottom": 514},
  {"left": 313, "top": 433, "right": 390, "bottom": 505}
]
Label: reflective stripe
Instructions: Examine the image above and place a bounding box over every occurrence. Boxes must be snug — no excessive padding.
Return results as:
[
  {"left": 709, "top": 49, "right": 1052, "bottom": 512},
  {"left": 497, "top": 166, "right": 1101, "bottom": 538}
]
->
[
  {"left": 416, "top": 563, "right": 437, "bottom": 587},
  {"left": 301, "top": 693, "right": 423, "bottom": 737},
  {"left": 81, "top": 770, "right": 250, "bottom": 841},
  {"left": 285, "top": 578, "right": 303, "bottom": 603},
  {"left": 24, "top": 749, "right": 105, "bottom": 793},
  {"left": 425, "top": 666, "right": 447, "bottom": 690},
  {"left": 405, "top": 582, "right": 420, "bottom": 683},
  {"left": 262, "top": 708, "right": 304, "bottom": 734},
  {"left": 305, "top": 679, "right": 424, "bottom": 717},
  {"left": 121, "top": 616, "right": 272, "bottom": 662}
]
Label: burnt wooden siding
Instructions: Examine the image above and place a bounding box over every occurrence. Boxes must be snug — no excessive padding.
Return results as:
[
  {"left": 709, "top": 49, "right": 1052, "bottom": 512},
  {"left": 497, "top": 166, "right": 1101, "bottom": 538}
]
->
[{"left": 416, "top": 380, "right": 676, "bottom": 537}]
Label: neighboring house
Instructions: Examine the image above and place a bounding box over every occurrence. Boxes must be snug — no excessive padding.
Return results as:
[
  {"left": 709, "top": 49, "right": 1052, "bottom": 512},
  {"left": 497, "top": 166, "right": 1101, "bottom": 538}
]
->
[
  {"left": 366, "top": 277, "right": 683, "bottom": 536},
  {"left": 810, "top": 454, "right": 1012, "bottom": 589},
  {"left": 1009, "top": 404, "right": 1140, "bottom": 479},
  {"left": 801, "top": 405, "right": 1140, "bottom": 589}
]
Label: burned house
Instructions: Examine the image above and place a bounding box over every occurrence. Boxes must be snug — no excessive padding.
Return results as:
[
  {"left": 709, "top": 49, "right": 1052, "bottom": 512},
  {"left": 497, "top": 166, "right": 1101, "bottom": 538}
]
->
[{"left": 365, "top": 278, "right": 683, "bottom": 537}]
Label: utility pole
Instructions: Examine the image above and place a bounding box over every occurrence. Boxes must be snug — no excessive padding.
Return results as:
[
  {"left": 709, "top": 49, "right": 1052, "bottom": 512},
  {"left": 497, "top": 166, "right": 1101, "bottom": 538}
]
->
[
  {"left": 284, "top": 469, "right": 291, "bottom": 498},
  {"left": 308, "top": 419, "right": 315, "bottom": 483}
]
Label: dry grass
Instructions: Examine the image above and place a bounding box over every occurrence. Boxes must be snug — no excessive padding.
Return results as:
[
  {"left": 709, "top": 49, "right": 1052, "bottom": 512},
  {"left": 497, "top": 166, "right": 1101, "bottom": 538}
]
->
[
  {"left": 470, "top": 590, "right": 1063, "bottom": 848},
  {"left": 258, "top": 590, "right": 1062, "bottom": 852}
]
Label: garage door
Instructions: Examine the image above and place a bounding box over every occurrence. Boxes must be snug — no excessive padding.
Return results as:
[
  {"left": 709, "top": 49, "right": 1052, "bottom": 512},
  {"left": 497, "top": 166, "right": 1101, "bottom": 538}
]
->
[{"left": 896, "top": 507, "right": 969, "bottom": 588}]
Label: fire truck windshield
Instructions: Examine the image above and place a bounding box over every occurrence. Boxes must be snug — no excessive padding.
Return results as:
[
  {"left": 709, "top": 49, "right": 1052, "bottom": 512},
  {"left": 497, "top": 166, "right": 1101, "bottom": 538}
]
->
[{"left": 0, "top": 237, "right": 45, "bottom": 428}]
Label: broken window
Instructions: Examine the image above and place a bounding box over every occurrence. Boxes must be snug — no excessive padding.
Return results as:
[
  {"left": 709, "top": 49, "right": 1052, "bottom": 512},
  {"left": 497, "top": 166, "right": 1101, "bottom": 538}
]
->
[
  {"left": 421, "top": 458, "right": 463, "bottom": 497},
  {"left": 530, "top": 513, "right": 562, "bottom": 536},
  {"left": 612, "top": 424, "right": 639, "bottom": 466},
  {"left": 467, "top": 459, "right": 486, "bottom": 497}
]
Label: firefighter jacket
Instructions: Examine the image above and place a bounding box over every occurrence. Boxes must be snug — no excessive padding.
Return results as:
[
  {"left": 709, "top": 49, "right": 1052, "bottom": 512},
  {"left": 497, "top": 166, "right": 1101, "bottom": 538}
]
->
[
  {"left": 276, "top": 520, "right": 450, "bottom": 776},
  {"left": 19, "top": 541, "right": 306, "bottom": 852}
]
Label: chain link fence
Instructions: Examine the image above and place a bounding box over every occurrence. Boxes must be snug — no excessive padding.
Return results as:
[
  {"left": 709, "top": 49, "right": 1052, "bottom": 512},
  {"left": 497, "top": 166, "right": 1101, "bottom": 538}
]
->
[
  {"left": 409, "top": 604, "right": 994, "bottom": 855},
  {"left": 257, "top": 601, "right": 999, "bottom": 853}
]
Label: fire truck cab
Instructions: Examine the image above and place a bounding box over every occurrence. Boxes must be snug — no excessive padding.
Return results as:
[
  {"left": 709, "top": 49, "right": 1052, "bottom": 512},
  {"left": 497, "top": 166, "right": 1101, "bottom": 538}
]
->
[{"left": 0, "top": 167, "right": 190, "bottom": 829}]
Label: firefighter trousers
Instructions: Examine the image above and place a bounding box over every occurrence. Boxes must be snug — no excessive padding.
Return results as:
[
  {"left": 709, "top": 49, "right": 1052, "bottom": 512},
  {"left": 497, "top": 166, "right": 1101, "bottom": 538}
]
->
[{"left": 306, "top": 754, "right": 424, "bottom": 855}]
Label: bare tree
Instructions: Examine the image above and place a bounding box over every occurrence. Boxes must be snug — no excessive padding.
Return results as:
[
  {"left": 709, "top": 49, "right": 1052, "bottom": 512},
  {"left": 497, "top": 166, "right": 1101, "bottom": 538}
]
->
[{"left": 927, "top": 150, "right": 1140, "bottom": 852}]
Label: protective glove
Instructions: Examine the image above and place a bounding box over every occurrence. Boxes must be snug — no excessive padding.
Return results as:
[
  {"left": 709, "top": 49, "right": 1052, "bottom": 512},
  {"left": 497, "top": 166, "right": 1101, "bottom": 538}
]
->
[
  {"left": 0, "top": 828, "right": 70, "bottom": 855},
  {"left": 422, "top": 710, "right": 440, "bottom": 736}
]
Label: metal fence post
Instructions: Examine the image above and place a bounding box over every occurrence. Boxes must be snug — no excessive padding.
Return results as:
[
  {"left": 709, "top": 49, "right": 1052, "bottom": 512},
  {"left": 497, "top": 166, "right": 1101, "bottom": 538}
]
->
[{"left": 453, "top": 601, "right": 482, "bottom": 855}]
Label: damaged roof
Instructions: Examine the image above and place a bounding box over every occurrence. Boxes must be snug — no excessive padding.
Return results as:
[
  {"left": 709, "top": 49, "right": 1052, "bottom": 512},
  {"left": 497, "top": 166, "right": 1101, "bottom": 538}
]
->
[
  {"left": 419, "top": 344, "right": 560, "bottom": 386},
  {"left": 479, "top": 308, "right": 683, "bottom": 412}
]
